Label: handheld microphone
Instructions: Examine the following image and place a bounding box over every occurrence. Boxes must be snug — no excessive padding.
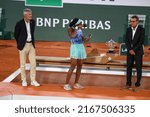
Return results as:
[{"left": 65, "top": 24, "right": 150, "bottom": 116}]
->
[{"left": 89, "top": 34, "right": 92, "bottom": 39}]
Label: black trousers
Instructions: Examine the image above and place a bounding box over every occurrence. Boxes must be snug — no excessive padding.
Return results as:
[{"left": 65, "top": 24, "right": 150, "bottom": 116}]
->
[{"left": 126, "top": 54, "right": 143, "bottom": 87}]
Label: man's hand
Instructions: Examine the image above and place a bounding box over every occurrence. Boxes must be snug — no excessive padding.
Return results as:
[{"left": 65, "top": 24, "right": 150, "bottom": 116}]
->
[{"left": 129, "top": 50, "right": 135, "bottom": 55}]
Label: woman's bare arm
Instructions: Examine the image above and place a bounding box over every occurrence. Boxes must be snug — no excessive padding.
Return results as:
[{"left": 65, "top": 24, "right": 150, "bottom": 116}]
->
[{"left": 67, "top": 28, "right": 76, "bottom": 38}]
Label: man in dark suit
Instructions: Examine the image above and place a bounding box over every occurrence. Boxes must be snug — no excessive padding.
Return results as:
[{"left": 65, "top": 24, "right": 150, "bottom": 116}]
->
[
  {"left": 14, "top": 8, "right": 40, "bottom": 87},
  {"left": 125, "top": 15, "right": 145, "bottom": 92}
]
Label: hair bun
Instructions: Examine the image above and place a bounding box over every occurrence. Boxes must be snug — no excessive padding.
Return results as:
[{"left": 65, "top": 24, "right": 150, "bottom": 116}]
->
[{"left": 69, "top": 18, "right": 79, "bottom": 27}]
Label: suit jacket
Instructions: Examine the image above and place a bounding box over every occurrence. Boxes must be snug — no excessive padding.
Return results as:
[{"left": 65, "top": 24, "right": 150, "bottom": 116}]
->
[
  {"left": 125, "top": 26, "right": 145, "bottom": 55},
  {"left": 14, "top": 19, "right": 35, "bottom": 50}
]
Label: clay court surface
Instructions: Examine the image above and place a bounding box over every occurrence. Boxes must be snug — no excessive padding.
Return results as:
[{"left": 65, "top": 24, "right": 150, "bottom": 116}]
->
[{"left": 0, "top": 40, "right": 150, "bottom": 100}]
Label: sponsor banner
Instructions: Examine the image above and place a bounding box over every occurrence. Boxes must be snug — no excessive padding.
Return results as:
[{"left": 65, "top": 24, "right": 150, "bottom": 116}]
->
[
  {"left": 13, "top": 0, "right": 150, "bottom": 7},
  {"left": 63, "top": 0, "right": 150, "bottom": 7},
  {"left": 25, "top": 0, "right": 63, "bottom": 7}
]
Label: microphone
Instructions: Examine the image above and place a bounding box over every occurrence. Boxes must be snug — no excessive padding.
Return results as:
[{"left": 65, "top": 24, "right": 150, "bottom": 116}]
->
[{"left": 88, "top": 34, "right": 92, "bottom": 39}]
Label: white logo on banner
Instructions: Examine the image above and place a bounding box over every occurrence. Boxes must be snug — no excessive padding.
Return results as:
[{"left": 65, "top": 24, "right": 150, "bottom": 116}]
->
[{"left": 36, "top": 18, "right": 111, "bottom": 30}]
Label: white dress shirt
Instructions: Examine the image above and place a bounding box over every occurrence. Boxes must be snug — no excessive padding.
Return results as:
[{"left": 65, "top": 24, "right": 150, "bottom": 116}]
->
[
  {"left": 131, "top": 25, "right": 138, "bottom": 40},
  {"left": 25, "top": 21, "right": 32, "bottom": 42}
]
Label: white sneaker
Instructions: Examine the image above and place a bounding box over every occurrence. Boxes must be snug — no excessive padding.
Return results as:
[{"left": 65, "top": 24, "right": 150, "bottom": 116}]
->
[
  {"left": 22, "top": 80, "right": 27, "bottom": 87},
  {"left": 74, "top": 83, "right": 84, "bottom": 89},
  {"left": 31, "top": 80, "right": 40, "bottom": 87},
  {"left": 64, "top": 84, "right": 72, "bottom": 91}
]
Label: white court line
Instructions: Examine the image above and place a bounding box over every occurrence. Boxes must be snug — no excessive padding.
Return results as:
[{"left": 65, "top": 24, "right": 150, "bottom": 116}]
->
[
  {"left": 29, "top": 64, "right": 150, "bottom": 76},
  {"left": 0, "top": 94, "right": 105, "bottom": 100},
  {"left": 2, "top": 69, "right": 21, "bottom": 83},
  {"left": 12, "top": 95, "right": 103, "bottom": 100},
  {"left": 26, "top": 64, "right": 126, "bottom": 76},
  {"left": 3, "top": 63, "right": 150, "bottom": 83}
]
